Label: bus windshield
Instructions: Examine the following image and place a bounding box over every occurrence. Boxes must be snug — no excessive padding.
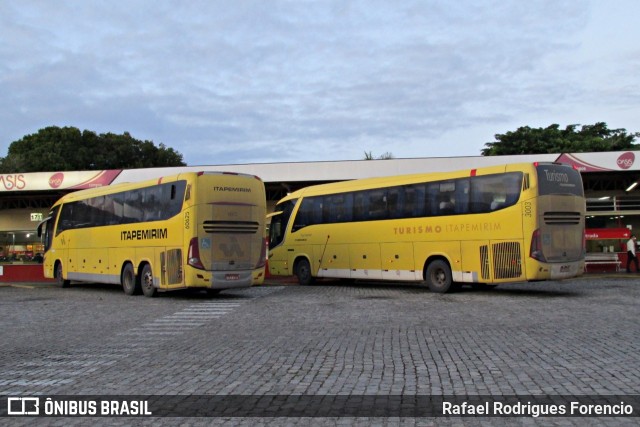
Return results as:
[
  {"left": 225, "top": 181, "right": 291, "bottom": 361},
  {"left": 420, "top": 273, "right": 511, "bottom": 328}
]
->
[{"left": 536, "top": 164, "right": 584, "bottom": 196}]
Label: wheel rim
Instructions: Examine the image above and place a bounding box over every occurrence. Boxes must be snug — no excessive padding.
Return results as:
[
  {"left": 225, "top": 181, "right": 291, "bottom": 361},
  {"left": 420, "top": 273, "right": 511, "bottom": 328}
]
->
[
  {"left": 433, "top": 269, "right": 445, "bottom": 285},
  {"left": 142, "top": 269, "right": 153, "bottom": 291}
]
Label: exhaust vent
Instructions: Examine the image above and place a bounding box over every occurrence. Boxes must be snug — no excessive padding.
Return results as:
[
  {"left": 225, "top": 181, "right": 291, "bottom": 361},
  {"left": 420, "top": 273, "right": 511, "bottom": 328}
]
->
[{"left": 203, "top": 221, "right": 260, "bottom": 234}]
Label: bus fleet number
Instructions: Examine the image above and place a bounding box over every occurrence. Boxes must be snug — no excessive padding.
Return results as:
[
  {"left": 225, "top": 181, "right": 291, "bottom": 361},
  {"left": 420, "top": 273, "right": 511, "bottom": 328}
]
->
[
  {"left": 523, "top": 201, "right": 533, "bottom": 218},
  {"left": 185, "top": 212, "right": 190, "bottom": 230}
]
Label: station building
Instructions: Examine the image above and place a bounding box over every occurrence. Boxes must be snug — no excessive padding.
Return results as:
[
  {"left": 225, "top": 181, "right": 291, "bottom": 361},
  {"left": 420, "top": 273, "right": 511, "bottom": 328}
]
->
[{"left": 1, "top": 150, "right": 638, "bottom": 274}]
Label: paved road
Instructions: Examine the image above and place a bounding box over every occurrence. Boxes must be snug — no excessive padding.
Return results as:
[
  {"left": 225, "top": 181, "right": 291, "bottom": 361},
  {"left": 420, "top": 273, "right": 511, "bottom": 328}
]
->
[{"left": 0, "top": 277, "right": 639, "bottom": 425}]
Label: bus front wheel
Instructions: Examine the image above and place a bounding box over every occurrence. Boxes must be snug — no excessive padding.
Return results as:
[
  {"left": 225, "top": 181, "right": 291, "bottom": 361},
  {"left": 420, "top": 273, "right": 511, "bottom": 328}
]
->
[
  {"left": 425, "top": 260, "right": 452, "bottom": 293},
  {"left": 55, "top": 262, "right": 70, "bottom": 288},
  {"left": 140, "top": 264, "right": 157, "bottom": 298},
  {"left": 295, "top": 259, "right": 315, "bottom": 286},
  {"left": 121, "top": 263, "right": 140, "bottom": 296}
]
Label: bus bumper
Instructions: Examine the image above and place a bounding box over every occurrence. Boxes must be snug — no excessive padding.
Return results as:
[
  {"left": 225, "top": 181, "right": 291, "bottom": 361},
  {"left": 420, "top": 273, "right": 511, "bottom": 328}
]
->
[
  {"left": 183, "top": 267, "right": 256, "bottom": 289},
  {"left": 549, "top": 261, "right": 584, "bottom": 280}
]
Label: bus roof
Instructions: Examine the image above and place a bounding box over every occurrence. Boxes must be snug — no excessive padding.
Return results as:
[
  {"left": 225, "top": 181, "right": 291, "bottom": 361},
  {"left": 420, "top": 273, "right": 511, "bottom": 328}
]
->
[
  {"left": 50, "top": 171, "right": 261, "bottom": 206},
  {"left": 276, "top": 162, "right": 565, "bottom": 202}
]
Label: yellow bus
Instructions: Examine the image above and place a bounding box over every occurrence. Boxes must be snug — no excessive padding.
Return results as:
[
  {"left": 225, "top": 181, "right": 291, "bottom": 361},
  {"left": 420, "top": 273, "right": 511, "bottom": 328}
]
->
[
  {"left": 267, "top": 162, "right": 585, "bottom": 292},
  {"left": 38, "top": 171, "right": 267, "bottom": 297}
]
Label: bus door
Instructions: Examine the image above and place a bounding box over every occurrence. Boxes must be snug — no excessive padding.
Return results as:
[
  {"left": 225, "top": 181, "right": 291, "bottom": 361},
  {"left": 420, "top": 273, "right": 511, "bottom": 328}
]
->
[{"left": 268, "top": 200, "right": 298, "bottom": 276}]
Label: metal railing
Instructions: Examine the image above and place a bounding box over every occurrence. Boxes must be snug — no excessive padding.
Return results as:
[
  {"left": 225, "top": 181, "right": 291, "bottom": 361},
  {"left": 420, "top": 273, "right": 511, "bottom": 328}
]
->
[{"left": 586, "top": 196, "right": 640, "bottom": 212}]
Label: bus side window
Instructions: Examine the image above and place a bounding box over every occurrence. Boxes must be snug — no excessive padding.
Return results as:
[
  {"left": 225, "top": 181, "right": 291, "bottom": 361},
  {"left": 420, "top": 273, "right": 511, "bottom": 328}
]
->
[
  {"left": 387, "top": 187, "right": 401, "bottom": 219},
  {"left": 503, "top": 173, "right": 522, "bottom": 206},
  {"left": 103, "top": 194, "right": 119, "bottom": 225},
  {"left": 470, "top": 187, "right": 492, "bottom": 213},
  {"left": 166, "top": 181, "right": 187, "bottom": 218},
  {"left": 425, "top": 183, "right": 440, "bottom": 216},
  {"left": 73, "top": 200, "right": 92, "bottom": 228},
  {"left": 124, "top": 190, "right": 143, "bottom": 223},
  {"left": 111, "top": 193, "right": 125, "bottom": 224},
  {"left": 469, "top": 172, "right": 522, "bottom": 212},
  {"left": 141, "top": 187, "right": 162, "bottom": 221},
  {"left": 367, "top": 189, "right": 387, "bottom": 220},
  {"left": 453, "top": 179, "right": 469, "bottom": 214},
  {"left": 353, "top": 192, "right": 366, "bottom": 221},
  {"left": 323, "top": 193, "right": 353, "bottom": 223},
  {"left": 292, "top": 197, "right": 317, "bottom": 231},
  {"left": 403, "top": 184, "right": 425, "bottom": 218},
  {"left": 437, "top": 194, "right": 455, "bottom": 215},
  {"left": 436, "top": 181, "right": 456, "bottom": 215}
]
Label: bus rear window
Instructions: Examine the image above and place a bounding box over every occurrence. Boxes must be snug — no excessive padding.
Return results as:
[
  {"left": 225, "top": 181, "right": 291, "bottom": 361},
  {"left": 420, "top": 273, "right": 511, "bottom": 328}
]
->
[{"left": 536, "top": 165, "right": 584, "bottom": 196}]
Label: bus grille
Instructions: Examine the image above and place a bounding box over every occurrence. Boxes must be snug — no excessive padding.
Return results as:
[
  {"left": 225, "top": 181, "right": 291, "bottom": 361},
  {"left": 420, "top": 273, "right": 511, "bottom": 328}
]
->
[
  {"left": 480, "top": 245, "right": 490, "bottom": 280},
  {"left": 161, "top": 249, "right": 182, "bottom": 285},
  {"left": 492, "top": 242, "right": 522, "bottom": 279},
  {"left": 543, "top": 212, "right": 581, "bottom": 225},
  {"left": 203, "top": 220, "right": 260, "bottom": 234}
]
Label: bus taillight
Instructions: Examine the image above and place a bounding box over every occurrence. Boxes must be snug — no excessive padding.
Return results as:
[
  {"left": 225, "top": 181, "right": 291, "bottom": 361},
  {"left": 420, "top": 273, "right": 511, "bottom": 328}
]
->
[
  {"left": 188, "top": 237, "right": 205, "bottom": 270},
  {"left": 256, "top": 238, "right": 268, "bottom": 268},
  {"left": 530, "top": 228, "right": 546, "bottom": 262}
]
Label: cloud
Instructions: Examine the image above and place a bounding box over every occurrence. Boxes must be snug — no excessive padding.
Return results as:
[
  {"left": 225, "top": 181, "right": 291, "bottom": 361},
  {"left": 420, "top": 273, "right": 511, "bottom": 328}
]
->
[{"left": 0, "top": 0, "right": 638, "bottom": 166}]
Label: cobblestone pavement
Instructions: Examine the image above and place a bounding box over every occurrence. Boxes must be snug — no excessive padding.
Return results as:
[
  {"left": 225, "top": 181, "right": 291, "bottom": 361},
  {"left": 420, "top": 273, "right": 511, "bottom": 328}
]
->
[{"left": 0, "top": 276, "right": 639, "bottom": 426}]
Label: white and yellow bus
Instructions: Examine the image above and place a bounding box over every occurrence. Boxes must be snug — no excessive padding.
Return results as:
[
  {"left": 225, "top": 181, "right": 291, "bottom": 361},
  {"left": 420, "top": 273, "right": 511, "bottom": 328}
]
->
[
  {"left": 38, "top": 171, "right": 267, "bottom": 297},
  {"left": 267, "top": 162, "right": 585, "bottom": 292}
]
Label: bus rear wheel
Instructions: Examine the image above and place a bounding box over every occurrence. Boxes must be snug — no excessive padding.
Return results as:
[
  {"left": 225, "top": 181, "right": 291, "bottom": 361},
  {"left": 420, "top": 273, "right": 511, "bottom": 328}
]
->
[
  {"left": 140, "top": 264, "right": 157, "bottom": 298},
  {"left": 425, "top": 260, "right": 452, "bottom": 293},
  {"left": 55, "top": 262, "right": 70, "bottom": 288},
  {"left": 295, "top": 259, "right": 315, "bottom": 286},
  {"left": 121, "top": 263, "right": 139, "bottom": 295}
]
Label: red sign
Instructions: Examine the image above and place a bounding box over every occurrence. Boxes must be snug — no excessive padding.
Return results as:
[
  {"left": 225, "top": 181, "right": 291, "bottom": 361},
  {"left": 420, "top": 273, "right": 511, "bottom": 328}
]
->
[
  {"left": 0, "top": 174, "right": 26, "bottom": 190},
  {"left": 585, "top": 228, "right": 631, "bottom": 240},
  {"left": 617, "top": 152, "right": 635, "bottom": 169},
  {"left": 48, "top": 172, "right": 64, "bottom": 188}
]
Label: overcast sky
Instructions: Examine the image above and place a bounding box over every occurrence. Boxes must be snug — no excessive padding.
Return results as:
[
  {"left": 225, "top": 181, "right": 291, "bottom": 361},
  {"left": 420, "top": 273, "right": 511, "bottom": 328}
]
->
[{"left": 1, "top": 0, "right": 638, "bottom": 166}]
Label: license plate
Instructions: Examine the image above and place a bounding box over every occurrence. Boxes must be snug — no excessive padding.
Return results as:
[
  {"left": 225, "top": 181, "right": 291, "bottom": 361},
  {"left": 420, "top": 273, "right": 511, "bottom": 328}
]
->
[{"left": 225, "top": 274, "right": 240, "bottom": 280}]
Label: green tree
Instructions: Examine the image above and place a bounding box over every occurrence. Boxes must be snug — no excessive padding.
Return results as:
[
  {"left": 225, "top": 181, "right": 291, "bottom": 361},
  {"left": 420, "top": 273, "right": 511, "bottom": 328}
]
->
[
  {"left": 481, "top": 122, "right": 640, "bottom": 156},
  {"left": 364, "top": 151, "right": 395, "bottom": 160},
  {"left": 0, "top": 126, "right": 186, "bottom": 172}
]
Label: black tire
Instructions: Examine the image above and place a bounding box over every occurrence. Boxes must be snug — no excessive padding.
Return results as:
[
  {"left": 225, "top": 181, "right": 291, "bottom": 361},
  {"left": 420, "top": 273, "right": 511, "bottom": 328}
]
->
[
  {"left": 121, "top": 263, "right": 139, "bottom": 295},
  {"left": 425, "top": 260, "right": 453, "bottom": 293},
  {"left": 205, "top": 289, "right": 221, "bottom": 297},
  {"left": 55, "top": 262, "right": 70, "bottom": 288},
  {"left": 295, "top": 258, "right": 315, "bottom": 286},
  {"left": 140, "top": 264, "right": 157, "bottom": 297}
]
